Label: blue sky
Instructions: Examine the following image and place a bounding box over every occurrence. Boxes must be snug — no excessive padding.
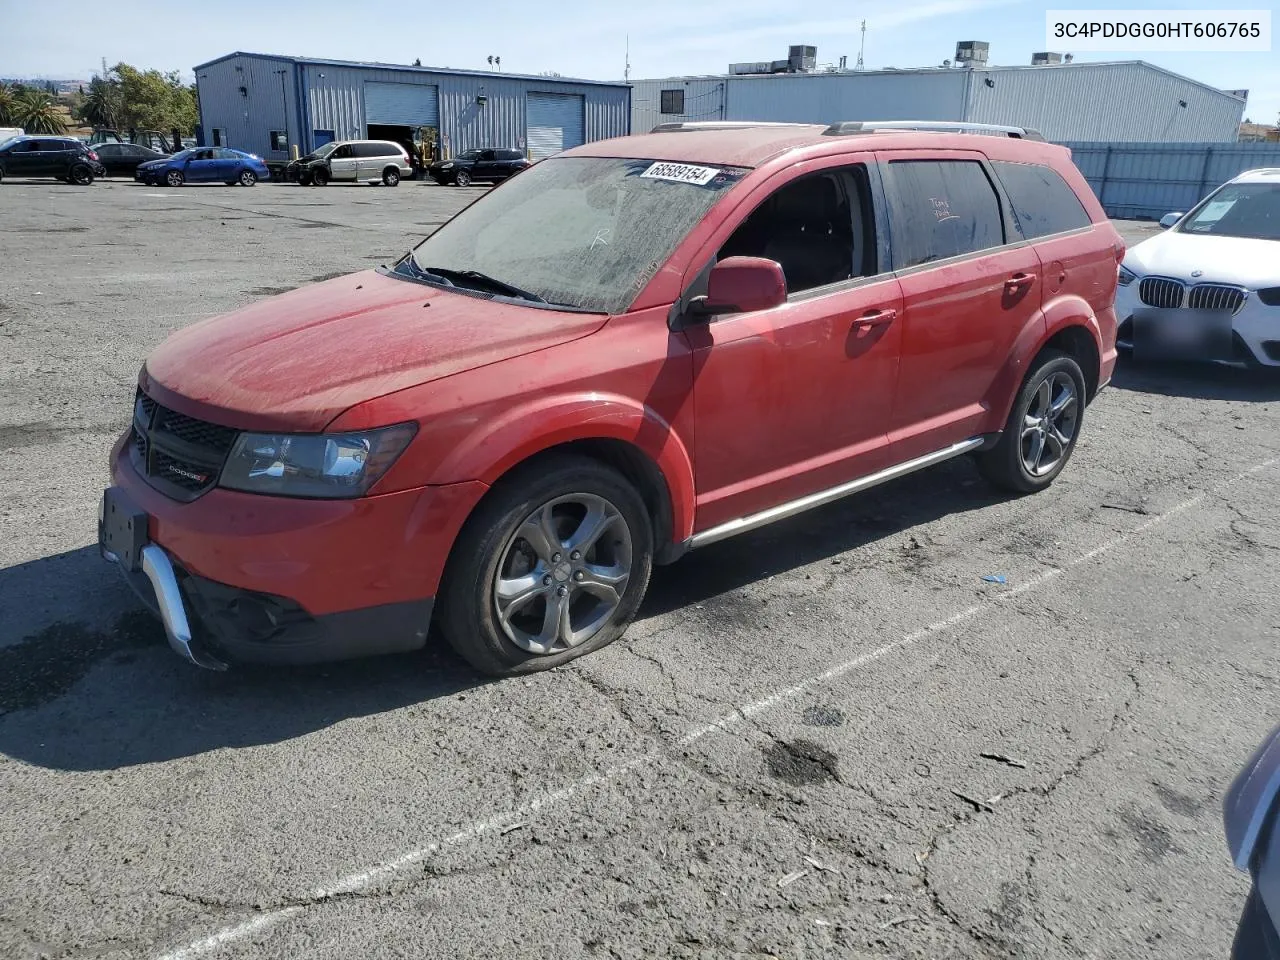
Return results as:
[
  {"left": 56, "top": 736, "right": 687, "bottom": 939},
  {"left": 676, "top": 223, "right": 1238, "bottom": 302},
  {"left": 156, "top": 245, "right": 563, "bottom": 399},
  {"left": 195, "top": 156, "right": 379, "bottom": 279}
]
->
[{"left": 7, "top": 0, "right": 1278, "bottom": 125}]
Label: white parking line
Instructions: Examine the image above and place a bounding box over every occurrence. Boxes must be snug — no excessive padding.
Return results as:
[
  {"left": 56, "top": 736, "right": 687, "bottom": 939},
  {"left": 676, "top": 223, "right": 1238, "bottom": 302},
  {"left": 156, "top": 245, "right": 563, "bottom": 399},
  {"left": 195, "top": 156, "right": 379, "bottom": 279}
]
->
[{"left": 155, "top": 455, "right": 1278, "bottom": 960}]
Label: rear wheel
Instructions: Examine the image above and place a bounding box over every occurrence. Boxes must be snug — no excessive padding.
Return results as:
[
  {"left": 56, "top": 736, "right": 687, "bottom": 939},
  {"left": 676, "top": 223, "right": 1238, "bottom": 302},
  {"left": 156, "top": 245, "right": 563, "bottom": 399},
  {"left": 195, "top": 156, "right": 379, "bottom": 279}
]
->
[
  {"left": 69, "top": 164, "right": 95, "bottom": 186},
  {"left": 238, "top": 169, "right": 257, "bottom": 186},
  {"left": 438, "top": 455, "right": 653, "bottom": 676},
  {"left": 455, "top": 169, "right": 472, "bottom": 187},
  {"left": 312, "top": 167, "right": 329, "bottom": 186},
  {"left": 382, "top": 167, "right": 400, "bottom": 186},
  {"left": 165, "top": 169, "right": 184, "bottom": 187},
  {"left": 978, "top": 350, "right": 1086, "bottom": 494}
]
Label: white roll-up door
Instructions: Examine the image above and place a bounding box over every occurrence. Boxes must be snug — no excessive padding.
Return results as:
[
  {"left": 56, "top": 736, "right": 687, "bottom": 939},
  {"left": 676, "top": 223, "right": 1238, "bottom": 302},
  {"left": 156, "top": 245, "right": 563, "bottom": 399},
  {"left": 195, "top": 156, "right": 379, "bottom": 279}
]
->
[
  {"left": 365, "top": 82, "right": 439, "bottom": 127},
  {"left": 526, "top": 92, "right": 585, "bottom": 160}
]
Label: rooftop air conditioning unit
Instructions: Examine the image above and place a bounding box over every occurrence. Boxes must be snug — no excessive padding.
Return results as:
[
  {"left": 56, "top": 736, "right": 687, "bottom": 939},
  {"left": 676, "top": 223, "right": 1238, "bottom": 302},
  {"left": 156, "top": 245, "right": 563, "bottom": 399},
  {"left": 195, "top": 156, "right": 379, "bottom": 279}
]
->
[{"left": 955, "top": 41, "right": 989, "bottom": 66}]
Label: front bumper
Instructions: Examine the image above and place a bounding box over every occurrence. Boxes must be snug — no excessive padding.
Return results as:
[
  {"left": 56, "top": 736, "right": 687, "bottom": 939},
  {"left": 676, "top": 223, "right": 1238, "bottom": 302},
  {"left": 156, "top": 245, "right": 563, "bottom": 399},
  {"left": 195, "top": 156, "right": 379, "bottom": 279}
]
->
[
  {"left": 102, "top": 433, "right": 487, "bottom": 667},
  {"left": 1115, "top": 281, "right": 1280, "bottom": 367}
]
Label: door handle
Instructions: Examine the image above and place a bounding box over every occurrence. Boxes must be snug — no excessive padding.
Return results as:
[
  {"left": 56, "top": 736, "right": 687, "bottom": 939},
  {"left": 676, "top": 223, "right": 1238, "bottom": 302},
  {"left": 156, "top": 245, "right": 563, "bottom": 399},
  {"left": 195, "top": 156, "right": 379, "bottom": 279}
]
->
[
  {"left": 1005, "top": 272, "right": 1035, "bottom": 292},
  {"left": 855, "top": 307, "right": 898, "bottom": 329}
]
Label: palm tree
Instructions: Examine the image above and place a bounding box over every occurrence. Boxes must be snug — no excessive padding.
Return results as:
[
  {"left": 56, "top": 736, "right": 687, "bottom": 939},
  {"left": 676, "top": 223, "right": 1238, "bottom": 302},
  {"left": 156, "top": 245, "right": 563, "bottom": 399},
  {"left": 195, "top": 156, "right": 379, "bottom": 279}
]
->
[
  {"left": 77, "top": 75, "right": 121, "bottom": 130},
  {"left": 12, "top": 91, "right": 66, "bottom": 134},
  {"left": 0, "top": 83, "right": 14, "bottom": 125}
]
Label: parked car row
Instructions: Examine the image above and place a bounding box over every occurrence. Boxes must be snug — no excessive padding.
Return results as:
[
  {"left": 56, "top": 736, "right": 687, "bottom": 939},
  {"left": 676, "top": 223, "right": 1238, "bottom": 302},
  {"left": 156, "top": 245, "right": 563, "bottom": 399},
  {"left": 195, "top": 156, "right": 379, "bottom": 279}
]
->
[
  {"left": 0, "top": 135, "right": 105, "bottom": 184},
  {"left": 0, "top": 135, "right": 270, "bottom": 188},
  {"left": 283, "top": 139, "right": 531, "bottom": 187}
]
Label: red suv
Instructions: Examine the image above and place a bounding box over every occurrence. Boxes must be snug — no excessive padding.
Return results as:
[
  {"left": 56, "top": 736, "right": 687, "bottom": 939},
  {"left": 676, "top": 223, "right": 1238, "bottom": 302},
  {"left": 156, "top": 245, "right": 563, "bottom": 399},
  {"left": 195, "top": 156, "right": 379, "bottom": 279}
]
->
[{"left": 100, "top": 120, "right": 1122, "bottom": 675}]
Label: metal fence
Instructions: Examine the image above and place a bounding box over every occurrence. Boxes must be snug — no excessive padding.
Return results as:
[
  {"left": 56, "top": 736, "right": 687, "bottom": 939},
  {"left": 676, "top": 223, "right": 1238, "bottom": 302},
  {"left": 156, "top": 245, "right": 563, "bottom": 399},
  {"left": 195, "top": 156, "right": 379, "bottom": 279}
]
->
[{"left": 1061, "top": 141, "right": 1280, "bottom": 220}]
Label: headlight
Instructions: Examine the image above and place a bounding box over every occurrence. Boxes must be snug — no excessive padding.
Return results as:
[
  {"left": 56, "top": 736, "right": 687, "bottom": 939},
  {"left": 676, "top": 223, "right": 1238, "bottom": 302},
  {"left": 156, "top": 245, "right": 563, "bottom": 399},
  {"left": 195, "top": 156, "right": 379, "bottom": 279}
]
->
[
  {"left": 1118, "top": 265, "right": 1138, "bottom": 287},
  {"left": 219, "top": 423, "right": 417, "bottom": 498},
  {"left": 440, "top": 162, "right": 454, "bottom": 169}
]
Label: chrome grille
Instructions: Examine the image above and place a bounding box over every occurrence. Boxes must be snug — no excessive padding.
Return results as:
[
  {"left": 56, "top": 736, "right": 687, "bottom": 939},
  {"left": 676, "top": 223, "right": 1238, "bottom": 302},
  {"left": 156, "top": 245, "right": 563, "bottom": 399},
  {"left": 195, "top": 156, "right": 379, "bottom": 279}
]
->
[
  {"left": 131, "top": 389, "right": 238, "bottom": 500},
  {"left": 1187, "top": 283, "right": 1246, "bottom": 314},
  {"left": 1138, "top": 277, "right": 1184, "bottom": 309}
]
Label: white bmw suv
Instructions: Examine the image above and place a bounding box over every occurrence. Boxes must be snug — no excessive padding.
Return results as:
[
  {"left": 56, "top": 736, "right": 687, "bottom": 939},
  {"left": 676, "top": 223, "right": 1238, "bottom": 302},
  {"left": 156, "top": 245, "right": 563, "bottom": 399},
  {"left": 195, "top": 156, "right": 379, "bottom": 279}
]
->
[{"left": 1116, "top": 167, "right": 1280, "bottom": 367}]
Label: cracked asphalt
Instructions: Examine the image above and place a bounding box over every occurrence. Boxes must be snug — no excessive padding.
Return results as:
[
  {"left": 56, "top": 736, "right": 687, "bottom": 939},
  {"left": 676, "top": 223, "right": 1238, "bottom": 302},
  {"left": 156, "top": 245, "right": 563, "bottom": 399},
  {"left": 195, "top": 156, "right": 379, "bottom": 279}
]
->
[{"left": 2, "top": 179, "right": 1279, "bottom": 960}]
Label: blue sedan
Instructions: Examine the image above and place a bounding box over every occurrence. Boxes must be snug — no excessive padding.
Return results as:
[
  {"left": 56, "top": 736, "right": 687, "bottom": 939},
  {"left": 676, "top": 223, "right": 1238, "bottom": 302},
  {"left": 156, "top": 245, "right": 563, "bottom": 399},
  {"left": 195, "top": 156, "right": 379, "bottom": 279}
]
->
[{"left": 135, "top": 147, "right": 270, "bottom": 187}]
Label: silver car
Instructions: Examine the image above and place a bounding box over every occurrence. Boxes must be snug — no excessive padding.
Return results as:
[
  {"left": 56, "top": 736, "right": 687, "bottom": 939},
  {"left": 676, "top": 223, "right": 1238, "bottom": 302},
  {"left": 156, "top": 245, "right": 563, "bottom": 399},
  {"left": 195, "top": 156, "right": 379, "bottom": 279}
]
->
[{"left": 290, "top": 139, "right": 413, "bottom": 187}]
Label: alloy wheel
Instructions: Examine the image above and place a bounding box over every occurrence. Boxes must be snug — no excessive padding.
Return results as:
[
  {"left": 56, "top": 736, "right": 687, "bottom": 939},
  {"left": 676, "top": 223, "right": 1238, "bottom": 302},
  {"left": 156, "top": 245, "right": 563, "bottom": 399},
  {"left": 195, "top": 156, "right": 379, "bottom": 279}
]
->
[
  {"left": 493, "top": 493, "right": 632, "bottom": 655},
  {"left": 1020, "top": 372, "right": 1079, "bottom": 477}
]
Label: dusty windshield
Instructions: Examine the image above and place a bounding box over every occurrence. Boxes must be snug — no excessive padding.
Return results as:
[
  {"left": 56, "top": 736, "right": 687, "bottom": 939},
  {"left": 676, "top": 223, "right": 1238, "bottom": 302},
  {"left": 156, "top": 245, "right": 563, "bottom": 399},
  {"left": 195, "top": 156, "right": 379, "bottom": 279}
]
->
[
  {"left": 305, "top": 143, "right": 337, "bottom": 161},
  {"left": 407, "top": 156, "right": 748, "bottom": 313},
  {"left": 1179, "top": 183, "right": 1280, "bottom": 241}
]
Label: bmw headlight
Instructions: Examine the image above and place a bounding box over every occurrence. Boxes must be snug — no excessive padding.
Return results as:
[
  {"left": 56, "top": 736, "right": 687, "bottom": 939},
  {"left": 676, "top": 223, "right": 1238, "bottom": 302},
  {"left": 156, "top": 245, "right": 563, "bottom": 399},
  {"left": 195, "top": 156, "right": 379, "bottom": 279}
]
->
[
  {"left": 219, "top": 423, "right": 417, "bottom": 498},
  {"left": 1118, "top": 265, "right": 1138, "bottom": 287}
]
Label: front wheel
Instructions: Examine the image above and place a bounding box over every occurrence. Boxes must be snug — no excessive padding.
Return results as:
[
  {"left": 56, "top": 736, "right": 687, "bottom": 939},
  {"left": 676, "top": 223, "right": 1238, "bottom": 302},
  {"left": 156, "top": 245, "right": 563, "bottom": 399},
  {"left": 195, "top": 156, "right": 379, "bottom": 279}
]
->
[
  {"left": 238, "top": 169, "right": 257, "bottom": 186},
  {"left": 438, "top": 455, "right": 654, "bottom": 676},
  {"left": 455, "top": 169, "right": 471, "bottom": 187},
  {"left": 165, "top": 169, "right": 184, "bottom": 187},
  {"left": 312, "top": 167, "right": 329, "bottom": 186},
  {"left": 382, "top": 167, "right": 400, "bottom": 186},
  {"left": 977, "top": 350, "right": 1087, "bottom": 494}
]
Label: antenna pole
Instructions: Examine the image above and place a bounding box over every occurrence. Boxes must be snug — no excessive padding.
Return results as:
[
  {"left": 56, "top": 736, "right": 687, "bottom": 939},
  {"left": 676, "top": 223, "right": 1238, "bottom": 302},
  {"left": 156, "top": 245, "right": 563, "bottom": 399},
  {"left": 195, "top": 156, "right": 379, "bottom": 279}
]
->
[
  {"left": 625, "top": 34, "right": 630, "bottom": 83},
  {"left": 857, "top": 20, "right": 866, "bottom": 70}
]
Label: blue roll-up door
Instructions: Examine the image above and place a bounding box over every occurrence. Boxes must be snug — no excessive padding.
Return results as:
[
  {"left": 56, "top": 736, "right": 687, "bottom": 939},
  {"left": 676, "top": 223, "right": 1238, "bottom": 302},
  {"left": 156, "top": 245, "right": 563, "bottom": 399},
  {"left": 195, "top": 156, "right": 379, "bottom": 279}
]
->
[
  {"left": 527, "top": 92, "right": 585, "bottom": 160},
  {"left": 364, "top": 82, "right": 439, "bottom": 127}
]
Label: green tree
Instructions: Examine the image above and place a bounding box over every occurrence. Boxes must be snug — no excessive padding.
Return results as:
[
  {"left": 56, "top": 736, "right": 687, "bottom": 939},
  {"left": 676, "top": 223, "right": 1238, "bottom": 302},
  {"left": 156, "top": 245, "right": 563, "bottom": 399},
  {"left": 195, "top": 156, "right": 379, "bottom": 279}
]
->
[
  {"left": 0, "top": 83, "right": 14, "bottom": 124},
  {"left": 112, "top": 63, "right": 197, "bottom": 134},
  {"left": 11, "top": 90, "right": 66, "bottom": 134},
  {"left": 77, "top": 74, "right": 123, "bottom": 129}
]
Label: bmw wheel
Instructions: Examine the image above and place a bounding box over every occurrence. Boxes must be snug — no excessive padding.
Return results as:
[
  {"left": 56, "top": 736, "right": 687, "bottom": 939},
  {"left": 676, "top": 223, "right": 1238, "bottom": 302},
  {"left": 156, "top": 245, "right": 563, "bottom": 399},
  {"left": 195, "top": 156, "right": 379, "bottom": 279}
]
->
[{"left": 439, "top": 454, "right": 653, "bottom": 676}]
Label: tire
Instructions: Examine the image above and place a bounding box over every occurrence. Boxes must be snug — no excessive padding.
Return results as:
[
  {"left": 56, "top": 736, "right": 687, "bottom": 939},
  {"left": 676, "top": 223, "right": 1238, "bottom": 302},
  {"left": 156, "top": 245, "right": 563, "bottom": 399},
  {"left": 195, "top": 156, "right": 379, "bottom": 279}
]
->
[
  {"left": 166, "top": 169, "right": 184, "bottom": 187},
  {"left": 238, "top": 169, "right": 257, "bottom": 186},
  {"left": 69, "top": 164, "right": 95, "bottom": 186},
  {"left": 438, "top": 454, "right": 654, "bottom": 676},
  {"left": 382, "top": 167, "right": 400, "bottom": 187},
  {"left": 0, "top": 167, "right": 5, "bottom": 184},
  {"left": 455, "top": 169, "right": 472, "bottom": 187},
  {"left": 312, "top": 167, "right": 329, "bottom": 186},
  {"left": 977, "top": 350, "right": 1087, "bottom": 494}
]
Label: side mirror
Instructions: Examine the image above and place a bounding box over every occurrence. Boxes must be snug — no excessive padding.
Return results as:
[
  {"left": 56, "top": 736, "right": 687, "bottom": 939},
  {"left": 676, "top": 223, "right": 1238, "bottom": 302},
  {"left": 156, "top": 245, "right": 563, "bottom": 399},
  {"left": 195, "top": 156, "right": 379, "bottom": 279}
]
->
[
  {"left": 694, "top": 256, "right": 787, "bottom": 317},
  {"left": 1159, "top": 212, "right": 1183, "bottom": 229}
]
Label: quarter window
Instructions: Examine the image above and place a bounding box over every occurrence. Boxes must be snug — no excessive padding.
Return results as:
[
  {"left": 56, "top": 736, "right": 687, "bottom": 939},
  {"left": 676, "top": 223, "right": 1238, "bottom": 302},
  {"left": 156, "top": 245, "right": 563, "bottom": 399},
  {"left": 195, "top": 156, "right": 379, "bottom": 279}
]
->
[
  {"left": 993, "top": 160, "right": 1091, "bottom": 239},
  {"left": 660, "top": 89, "right": 685, "bottom": 115},
  {"left": 886, "top": 160, "right": 1004, "bottom": 268}
]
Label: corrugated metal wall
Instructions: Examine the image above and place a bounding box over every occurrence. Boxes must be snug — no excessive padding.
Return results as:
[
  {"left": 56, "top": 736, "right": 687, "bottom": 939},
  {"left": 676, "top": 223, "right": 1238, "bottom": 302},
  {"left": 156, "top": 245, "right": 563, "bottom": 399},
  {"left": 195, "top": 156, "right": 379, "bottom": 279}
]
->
[
  {"left": 195, "top": 54, "right": 300, "bottom": 159},
  {"left": 728, "top": 71, "right": 968, "bottom": 125},
  {"left": 197, "top": 58, "right": 629, "bottom": 158},
  {"left": 965, "top": 63, "right": 1243, "bottom": 142},
  {"left": 632, "top": 78, "right": 728, "bottom": 133},
  {"left": 1063, "top": 141, "right": 1280, "bottom": 219}
]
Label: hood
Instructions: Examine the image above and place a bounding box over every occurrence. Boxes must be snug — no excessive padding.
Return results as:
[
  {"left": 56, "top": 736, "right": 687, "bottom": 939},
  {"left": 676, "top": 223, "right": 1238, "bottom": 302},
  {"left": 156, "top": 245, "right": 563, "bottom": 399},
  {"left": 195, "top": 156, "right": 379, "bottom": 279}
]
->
[
  {"left": 1125, "top": 230, "right": 1280, "bottom": 290},
  {"left": 142, "top": 269, "right": 607, "bottom": 432}
]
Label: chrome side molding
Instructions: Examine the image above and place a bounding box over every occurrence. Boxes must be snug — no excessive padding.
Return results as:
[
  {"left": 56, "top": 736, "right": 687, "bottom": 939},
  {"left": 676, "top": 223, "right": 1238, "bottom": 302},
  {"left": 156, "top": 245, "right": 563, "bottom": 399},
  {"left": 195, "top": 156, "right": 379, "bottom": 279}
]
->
[{"left": 688, "top": 437, "right": 984, "bottom": 549}]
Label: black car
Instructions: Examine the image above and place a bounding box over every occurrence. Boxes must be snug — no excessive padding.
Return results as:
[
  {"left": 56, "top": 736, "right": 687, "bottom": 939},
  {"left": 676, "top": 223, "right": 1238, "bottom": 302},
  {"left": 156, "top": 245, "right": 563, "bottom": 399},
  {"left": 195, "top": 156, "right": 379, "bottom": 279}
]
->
[
  {"left": 428, "top": 148, "right": 531, "bottom": 186},
  {"left": 94, "top": 142, "right": 168, "bottom": 178},
  {"left": 0, "top": 136, "right": 104, "bottom": 185}
]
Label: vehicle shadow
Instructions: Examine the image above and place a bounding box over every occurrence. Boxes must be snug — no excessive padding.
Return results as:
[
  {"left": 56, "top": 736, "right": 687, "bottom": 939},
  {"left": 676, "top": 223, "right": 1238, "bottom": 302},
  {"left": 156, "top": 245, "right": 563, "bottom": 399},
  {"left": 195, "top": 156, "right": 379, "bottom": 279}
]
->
[
  {"left": 0, "top": 546, "right": 487, "bottom": 772},
  {"left": 1110, "top": 354, "right": 1280, "bottom": 402},
  {"left": 641, "top": 454, "right": 1004, "bottom": 617},
  {"left": 0, "top": 457, "right": 1003, "bottom": 772}
]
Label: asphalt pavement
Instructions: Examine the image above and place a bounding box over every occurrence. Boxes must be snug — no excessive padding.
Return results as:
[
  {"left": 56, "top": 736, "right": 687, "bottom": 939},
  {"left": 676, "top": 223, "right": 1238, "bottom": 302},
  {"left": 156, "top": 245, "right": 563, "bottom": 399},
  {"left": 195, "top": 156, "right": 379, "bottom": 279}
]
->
[{"left": 1, "top": 177, "right": 1278, "bottom": 960}]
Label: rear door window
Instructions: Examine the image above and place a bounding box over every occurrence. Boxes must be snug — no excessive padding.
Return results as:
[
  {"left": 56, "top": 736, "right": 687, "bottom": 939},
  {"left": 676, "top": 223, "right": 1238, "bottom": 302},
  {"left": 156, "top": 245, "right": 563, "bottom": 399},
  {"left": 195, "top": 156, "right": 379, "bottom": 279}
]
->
[
  {"left": 885, "top": 159, "right": 1004, "bottom": 269},
  {"left": 992, "top": 160, "right": 1091, "bottom": 239}
]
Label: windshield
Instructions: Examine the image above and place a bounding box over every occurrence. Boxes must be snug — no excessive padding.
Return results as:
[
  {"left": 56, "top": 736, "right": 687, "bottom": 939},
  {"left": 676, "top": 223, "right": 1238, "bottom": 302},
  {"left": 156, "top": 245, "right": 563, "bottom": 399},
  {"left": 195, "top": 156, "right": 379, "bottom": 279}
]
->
[
  {"left": 407, "top": 156, "right": 747, "bottom": 312},
  {"left": 168, "top": 149, "right": 192, "bottom": 162},
  {"left": 0, "top": 136, "right": 19, "bottom": 151},
  {"left": 455, "top": 150, "right": 480, "bottom": 161},
  {"left": 306, "top": 143, "right": 337, "bottom": 160},
  {"left": 1179, "top": 182, "right": 1280, "bottom": 241}
]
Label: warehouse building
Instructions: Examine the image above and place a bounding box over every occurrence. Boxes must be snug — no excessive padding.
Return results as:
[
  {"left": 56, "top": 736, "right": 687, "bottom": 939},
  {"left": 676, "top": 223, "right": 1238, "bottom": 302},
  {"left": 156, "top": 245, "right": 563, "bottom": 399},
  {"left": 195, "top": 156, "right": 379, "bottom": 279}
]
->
[
  {"left": 634, "top": 44, "right": 1246, "bottom": 143},
  {"left": 193, "top": 52, "right": 631, "bottom": 168}
]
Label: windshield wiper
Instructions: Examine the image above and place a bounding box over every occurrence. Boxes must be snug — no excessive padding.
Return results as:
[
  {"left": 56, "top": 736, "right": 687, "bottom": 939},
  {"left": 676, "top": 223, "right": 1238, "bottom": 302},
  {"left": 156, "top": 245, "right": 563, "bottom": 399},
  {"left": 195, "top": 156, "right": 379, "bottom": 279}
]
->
[{"left": 417, "top": 266, "right": 547, "bottom": 304}]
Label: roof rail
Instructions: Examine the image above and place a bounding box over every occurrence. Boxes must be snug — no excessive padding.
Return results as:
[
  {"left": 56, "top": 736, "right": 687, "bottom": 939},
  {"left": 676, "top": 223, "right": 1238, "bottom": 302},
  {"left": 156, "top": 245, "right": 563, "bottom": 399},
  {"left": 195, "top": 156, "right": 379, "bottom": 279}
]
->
[
  {"left": 650, "top": 121, "right": 813, "bottom": 133},
  {"left": 822, "top": 120, "right": 1045, "bottom": 141}
]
